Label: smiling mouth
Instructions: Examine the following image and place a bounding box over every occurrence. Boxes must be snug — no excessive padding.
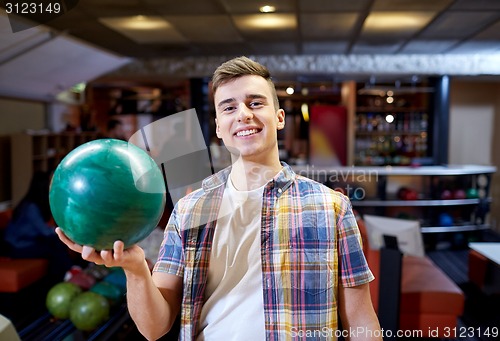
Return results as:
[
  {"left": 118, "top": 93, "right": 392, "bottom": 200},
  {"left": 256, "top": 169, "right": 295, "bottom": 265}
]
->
[{"left": 235, "top": 128, "right": 261, "bottom": 137}]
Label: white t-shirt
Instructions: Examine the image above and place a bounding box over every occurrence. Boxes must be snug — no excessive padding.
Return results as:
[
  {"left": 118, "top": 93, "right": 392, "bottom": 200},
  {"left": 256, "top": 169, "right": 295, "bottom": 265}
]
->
[{"left": 196, "top": 178, "right": 266, "bottom": 341}]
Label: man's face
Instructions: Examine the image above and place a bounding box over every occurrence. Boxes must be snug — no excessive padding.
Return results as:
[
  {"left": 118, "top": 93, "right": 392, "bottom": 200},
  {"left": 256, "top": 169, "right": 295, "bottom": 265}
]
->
[{"left": 214, "top": 75, "right": 285, "bottom": 162}]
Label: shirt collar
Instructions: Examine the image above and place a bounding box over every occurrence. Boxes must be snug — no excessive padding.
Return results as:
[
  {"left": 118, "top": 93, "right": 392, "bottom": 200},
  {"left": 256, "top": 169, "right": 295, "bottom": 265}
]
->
[{"left": 202, "top": 161, "right": 295, "bottom": 195}]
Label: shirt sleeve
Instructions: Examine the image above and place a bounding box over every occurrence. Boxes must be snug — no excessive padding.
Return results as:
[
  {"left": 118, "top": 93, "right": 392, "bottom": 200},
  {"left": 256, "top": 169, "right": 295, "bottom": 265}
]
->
[
  {"left": 336, "top": 195, "right": 375, "bottom": 287},
  {"left": 153, "top": 207, "right": 184, "bottom": 277}
]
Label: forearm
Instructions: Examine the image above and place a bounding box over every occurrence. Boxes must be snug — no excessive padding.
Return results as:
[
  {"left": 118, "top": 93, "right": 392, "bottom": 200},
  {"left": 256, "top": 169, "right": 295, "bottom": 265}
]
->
[
  {"left": 339, "top": 283, "right": 382, "bottom": 341},
  {"left": 342, "top": 314, "right": 382, "bottom": 341},
  {"left": 125, "top": 261, "right": 177, "bottom": 340}
]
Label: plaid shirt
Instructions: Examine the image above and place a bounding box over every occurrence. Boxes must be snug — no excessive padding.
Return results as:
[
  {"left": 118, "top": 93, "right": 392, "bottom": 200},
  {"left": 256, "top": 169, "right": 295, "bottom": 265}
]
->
[{"left": 154, "top": 162, "right": 374, "bottom": 340}]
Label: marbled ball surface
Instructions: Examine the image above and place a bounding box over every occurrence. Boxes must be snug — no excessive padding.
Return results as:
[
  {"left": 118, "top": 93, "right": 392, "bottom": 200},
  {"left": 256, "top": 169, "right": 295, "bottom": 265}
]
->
[{"left": 49, "top": 139, "right": 166, "bottom": 250}]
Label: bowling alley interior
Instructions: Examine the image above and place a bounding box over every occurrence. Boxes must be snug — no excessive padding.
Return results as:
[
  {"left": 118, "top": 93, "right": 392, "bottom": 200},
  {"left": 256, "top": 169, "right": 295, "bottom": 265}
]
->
[{"left": 1, "top": 1, "right": 500, "bottom": 340}]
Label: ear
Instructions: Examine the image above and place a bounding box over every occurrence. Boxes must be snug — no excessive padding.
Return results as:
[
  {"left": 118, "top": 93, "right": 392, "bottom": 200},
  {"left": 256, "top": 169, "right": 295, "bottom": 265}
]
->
[
  {"left": 276, "top": 109, "right": 285, "bottom": 130},
  {"left": 215, "top": 118, "right": 222, "bottom": 138}
]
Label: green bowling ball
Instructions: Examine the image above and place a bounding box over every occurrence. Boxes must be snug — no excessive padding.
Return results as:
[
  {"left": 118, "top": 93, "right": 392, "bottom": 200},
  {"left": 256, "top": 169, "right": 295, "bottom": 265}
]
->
[
  {"left": 49, "top": 139, "right": 166, "bottom": 250},
  {"left": 69, "top": 291, "right": 110, "bottom": 331},
  {"left": 466, "top": 188, "right": 479, "bottom": 199},
  {"left": 46, "top": 282, "right": 82, "bottom": 319},
  {"left": 90, "top": 281, "right": 124, "bottom": 306}
]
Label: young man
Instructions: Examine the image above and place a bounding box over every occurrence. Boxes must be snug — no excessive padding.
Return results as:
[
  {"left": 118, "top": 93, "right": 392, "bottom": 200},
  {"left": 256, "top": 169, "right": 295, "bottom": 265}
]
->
[{"left": 57, "top": 56, "right": 381, "bottom": 340}]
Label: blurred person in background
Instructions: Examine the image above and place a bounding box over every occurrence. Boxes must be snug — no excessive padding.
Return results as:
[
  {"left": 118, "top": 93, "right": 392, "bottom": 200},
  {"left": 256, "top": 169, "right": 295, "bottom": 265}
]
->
[{"left": 4, "top": 171, "right": 75, "bottom": 282}]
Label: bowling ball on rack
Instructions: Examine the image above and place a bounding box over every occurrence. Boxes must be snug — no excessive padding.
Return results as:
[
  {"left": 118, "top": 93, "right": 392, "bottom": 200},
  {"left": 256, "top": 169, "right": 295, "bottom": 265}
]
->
[
  {"left": 397, "top": 187, "right": 410, "bottom": 200},
  {"left": 348, "top": 186, "right": 365, "bottom": 201},
  {"left": 46, "top": 282, "right": 82, "bottom": 319},
  {"left": 438, "top": 213, "right": 454, "bottom": 227},
  {"left": 397, "top": 187, "right": 418, "bottom": 200},
  {"left": 84, "top": 264, "right": 110, "bottom": 281},
  {"left": 103, "top": 268, "right": 127, "bottom": 295},
  {"left": 90, "top": 281, "right": 124, "bottom": 306},
  {"left": 69, "top": 291, "right": 110, "bottom": 331},
  {"left": 466, "top": 188, "right": 479, "bottom": 199},
  {"left": 49, "top": 139, "right": 166, "bottom": 250},
  {"left": 404, "top": 189, "right": 418, "bottom": 201},
  {"left": 440, "top": 190, "right": 453, "bottom": 200},
  {"left": 67, "top": 271, "right": 96, "bottom": 290},
  {"left": 453, "top": 189, "right": 466, "bottom": 200}
]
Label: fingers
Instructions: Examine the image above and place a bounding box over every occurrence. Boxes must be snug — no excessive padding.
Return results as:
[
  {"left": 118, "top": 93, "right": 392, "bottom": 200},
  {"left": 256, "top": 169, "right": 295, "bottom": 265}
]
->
[
  {"left": 82, "top": 243, "right": 127, "bottom": 267},
  {"left": 113, "top": 240, "right": 125, "bottom": 260},
  {"left": 55, "top": 227, "right": 83, "bottom": 253},
  {"left": 81, "top": 245, "right": 97, "bottom": 260},
  {"left": 55, "top": 227, "right": 129, "bottom": 267},
  {"left": 82, "top": 246, "right": 111, "bottom": 266},
  {"left": 100, "top": 249, "right": 114, "bottom": 263},
  {"left": 56, "top": 227, "right": 104, "bottom": 264},
  {"left": 81, "top": 246, "right": 113, "bottom": 266}
]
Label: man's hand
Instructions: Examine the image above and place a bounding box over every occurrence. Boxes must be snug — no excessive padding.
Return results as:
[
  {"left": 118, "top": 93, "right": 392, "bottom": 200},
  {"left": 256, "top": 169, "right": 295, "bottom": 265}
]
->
[
  {"left": 56, "top": 227, "right": 181, "bottom": 340},
  {"left": 55, "top": 227, "right": 147, "bottom": 275}
]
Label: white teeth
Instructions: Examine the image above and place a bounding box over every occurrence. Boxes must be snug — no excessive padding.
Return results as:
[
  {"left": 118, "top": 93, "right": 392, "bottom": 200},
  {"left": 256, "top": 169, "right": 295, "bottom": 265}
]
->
[{"left": 236, "top": 129, "right": 258, "bottom": 137}]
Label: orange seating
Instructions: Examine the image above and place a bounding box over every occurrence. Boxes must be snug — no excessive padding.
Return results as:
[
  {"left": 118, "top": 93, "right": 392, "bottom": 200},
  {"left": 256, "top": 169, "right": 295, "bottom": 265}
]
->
[
  {"left": 0, "top": 258, "right": 48, "bottom": 292},
  {"left": 357, "top": 215, "right": 464, "bottom": 337},
  {"left": 468, "top": 248, "right": 500, "bottom": 295},
  {"left": 468, "top": 249, "right": 488, "bottom": 289},
  {"left": 0, "top": 208, "right": 48, "bottom": 292}
]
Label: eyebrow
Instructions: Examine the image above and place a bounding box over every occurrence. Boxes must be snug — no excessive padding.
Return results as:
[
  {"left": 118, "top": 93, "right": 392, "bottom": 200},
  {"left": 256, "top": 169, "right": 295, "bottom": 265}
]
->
[
  {"left": 247, "top": 94, "right": 267, "bottom": 101},
  {"left": 217, "top": 97, "right": 235, "bottom": 109},
  {"left": 216, "top": 94, "right": 268, "bottom": 109}
]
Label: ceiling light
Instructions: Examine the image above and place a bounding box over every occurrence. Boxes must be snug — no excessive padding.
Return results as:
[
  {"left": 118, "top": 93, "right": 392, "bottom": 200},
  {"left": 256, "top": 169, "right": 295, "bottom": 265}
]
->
[
  {"left": 286, "top": 86, "right": 294, "bottom": 95},
  {"left": 363, "top": 12, "right": 435, "bottom": 33},
  {"left": 235, "top": 14, "right": 296, "bottom": 30},
  {"left": 99, "top": 16, "right": 186, "bottom": 43},
  {"left": 124, "top": 17, "right": 170, "bottom": 30},
  {"left": 100, "top": 16, "right": 170, "bottom": 31},
  {"left": 259, "top": 5, "right": 276, "bottom": 13}
]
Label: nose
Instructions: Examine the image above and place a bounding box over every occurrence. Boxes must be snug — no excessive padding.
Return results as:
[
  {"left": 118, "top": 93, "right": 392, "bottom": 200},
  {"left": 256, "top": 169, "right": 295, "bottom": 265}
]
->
[{"left": 236, "top": 103, "right": 253, "bottom": 122}]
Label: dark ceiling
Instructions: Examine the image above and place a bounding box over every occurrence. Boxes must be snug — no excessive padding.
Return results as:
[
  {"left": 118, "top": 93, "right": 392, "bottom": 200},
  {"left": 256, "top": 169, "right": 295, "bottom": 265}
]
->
[
  {"left": 36, "top": 0, "right": 500, "bottom": 58},
  {"left": 1, "top": 0, "right": 500, "bottom": 100}
]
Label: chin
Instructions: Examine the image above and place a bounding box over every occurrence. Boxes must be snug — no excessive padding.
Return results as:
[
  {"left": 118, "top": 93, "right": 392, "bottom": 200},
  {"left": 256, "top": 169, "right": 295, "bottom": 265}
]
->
[{"left": 225, "top": 145, "right": 240, "bottom": 156}]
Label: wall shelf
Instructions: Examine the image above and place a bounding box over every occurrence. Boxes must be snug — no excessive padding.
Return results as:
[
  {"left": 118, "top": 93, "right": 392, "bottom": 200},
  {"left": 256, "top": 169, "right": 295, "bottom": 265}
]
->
[
  {"left": 10, "top": 132, "right": 98, "bottom": 206},
  {"left": 353, "top": 197, "right": 491, "bottom": 207},
  {"left": 294, "top": 165, "right": 496, "bottom": 234},
  {"left": 421, "top": 224, "right": 491, "bottom": 233}
]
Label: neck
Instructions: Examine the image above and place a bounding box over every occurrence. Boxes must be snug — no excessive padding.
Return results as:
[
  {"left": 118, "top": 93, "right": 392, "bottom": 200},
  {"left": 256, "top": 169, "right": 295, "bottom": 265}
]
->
[{"left": 229, "top": 157, "right": 282, "bottom": 191}]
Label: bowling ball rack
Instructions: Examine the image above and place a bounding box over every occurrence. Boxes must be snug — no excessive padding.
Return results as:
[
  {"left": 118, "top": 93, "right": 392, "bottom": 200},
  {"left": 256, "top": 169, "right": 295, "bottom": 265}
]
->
[{"left": 18, "top": 303, "right": 132, "bottom": 341}]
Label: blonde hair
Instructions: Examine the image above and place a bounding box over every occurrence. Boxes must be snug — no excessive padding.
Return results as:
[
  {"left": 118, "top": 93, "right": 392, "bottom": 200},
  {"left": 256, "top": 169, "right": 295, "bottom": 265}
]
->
[{"left": 212, "top": 56, "right": 280, "bottom": 110}]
